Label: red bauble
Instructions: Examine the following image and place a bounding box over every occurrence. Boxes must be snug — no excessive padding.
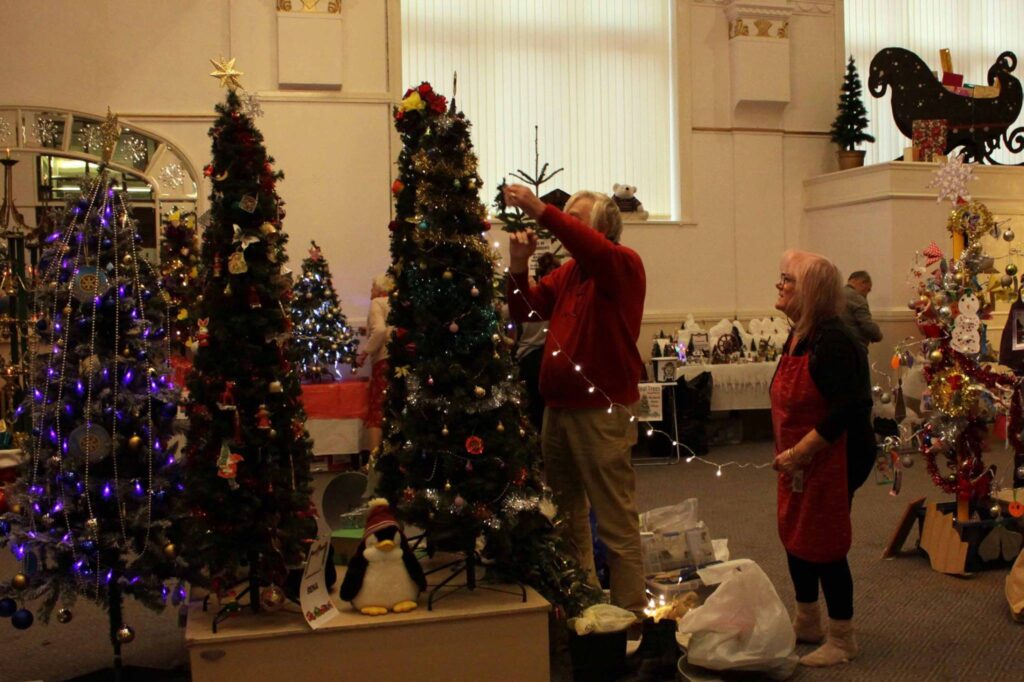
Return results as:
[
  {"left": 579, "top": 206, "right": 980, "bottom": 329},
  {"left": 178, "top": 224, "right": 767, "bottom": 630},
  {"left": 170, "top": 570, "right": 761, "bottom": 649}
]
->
[
  {"left": 465, "top": 436, "right": 484, "bottom": 456},
  {"left": 203, "top": 164, "right": 214, "bottom": 177}
]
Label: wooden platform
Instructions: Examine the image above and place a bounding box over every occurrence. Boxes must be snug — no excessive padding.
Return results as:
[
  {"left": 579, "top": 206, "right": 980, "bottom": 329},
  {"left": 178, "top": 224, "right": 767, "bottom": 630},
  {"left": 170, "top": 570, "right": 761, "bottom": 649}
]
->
[{"left": 185, "top": 573, "right": 551, "bottom": 682}]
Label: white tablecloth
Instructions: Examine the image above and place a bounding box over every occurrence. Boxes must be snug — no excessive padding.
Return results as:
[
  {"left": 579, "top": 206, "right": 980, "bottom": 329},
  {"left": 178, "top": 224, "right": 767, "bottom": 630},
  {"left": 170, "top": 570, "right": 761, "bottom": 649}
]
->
[
  {"left": 675, "top": 361, "right": 778, "bottom": 411},
  {"left": 306, "top": 418, "right": 363, "bottom": 456}
]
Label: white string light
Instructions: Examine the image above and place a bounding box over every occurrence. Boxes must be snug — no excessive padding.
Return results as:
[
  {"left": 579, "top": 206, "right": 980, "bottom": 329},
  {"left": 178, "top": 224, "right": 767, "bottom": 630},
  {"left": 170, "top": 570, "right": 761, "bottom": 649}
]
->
[{"left": 506, "top": 268, "right": 773, "bottom": 478}]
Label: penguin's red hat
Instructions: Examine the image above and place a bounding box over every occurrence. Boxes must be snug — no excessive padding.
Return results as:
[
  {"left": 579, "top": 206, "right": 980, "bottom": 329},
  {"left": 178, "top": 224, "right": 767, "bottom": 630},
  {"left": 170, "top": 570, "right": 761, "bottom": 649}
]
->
[{"left": 364, "top": 498, "right": 400, "bottom": 539}]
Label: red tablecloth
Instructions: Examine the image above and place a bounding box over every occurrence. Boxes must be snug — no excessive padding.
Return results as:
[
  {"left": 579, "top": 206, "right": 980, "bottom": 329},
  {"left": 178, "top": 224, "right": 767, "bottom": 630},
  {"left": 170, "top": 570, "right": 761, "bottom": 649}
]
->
[
  {"left": 301, "top": 380, "right": 369, "bottom": 420},
  {"left": 165, "top": 356, "right": 368, "bottom": 421}
]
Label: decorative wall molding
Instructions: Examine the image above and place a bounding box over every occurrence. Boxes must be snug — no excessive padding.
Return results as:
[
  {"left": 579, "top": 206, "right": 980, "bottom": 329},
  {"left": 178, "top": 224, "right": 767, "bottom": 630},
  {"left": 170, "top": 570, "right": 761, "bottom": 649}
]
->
[
  {"left": 277, "top": 0, "right": 341, "bottom": 14},
  {"left": 790, "top": 0, "right": 835, "bottom": 16},
  {"left": 726, "top": 2, "right": 792, "bottom": 39}
]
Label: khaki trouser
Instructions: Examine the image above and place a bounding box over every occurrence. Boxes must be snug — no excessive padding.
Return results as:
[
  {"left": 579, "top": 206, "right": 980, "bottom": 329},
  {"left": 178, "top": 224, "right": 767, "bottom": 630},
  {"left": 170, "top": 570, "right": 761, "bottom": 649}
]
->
[{"left": 542, "top": 405, "right": 646, "bottom": 613}]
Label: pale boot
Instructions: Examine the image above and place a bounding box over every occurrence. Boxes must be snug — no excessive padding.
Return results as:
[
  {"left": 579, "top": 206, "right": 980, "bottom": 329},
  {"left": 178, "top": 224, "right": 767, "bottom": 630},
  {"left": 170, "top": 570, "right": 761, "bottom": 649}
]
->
[
  {"left": 800, "top": 618, "right": 858, "bottom": 667},
  {"left": 792, "top": 601, "right": 824, "bottom": 644}
]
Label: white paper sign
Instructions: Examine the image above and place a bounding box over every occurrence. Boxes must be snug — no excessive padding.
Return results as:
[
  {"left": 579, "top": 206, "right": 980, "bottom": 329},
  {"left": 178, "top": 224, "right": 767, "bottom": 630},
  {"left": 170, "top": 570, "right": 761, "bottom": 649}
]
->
[
  {"left": 301, "top": 519, "right": 341, "bottom": 629},
  {"left": 636, "top": 383, "right": 664, "bottom": 422}
]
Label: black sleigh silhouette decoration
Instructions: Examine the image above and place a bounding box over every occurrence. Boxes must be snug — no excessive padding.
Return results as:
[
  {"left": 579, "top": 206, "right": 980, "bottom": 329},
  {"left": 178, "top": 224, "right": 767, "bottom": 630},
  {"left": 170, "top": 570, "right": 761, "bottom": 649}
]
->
[{"left": 869, "top": 47, "right": 1024, "bottom": 165}]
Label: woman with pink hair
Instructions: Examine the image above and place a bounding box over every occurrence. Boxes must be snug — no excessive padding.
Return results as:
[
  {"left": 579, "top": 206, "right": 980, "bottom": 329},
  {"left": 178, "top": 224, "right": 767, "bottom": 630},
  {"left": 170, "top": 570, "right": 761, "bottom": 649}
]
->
[{"left": 770, "top": 249, "right": 872, "bottom": 668}]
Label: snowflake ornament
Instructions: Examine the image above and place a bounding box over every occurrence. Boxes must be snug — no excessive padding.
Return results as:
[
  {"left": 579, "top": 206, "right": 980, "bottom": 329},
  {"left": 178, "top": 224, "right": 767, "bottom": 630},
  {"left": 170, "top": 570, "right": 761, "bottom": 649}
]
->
[
  {"left": 77, "top": 124, "right": 103, "bottom": 153},
  {"left": 122, "top": 135, "right": 148, "bottom": 165},
  {"left": 928, "top": 153, "right": 975, "bottom": 205},
  {"left": 158, "top": 163, "right": 186, "bottom": 190},
  {"left": 32, "top": 116, "right": 61, "bottom": 147},
  {"left": 241, "top": 92, "right": 264, "bottom": 119},
  {"left": 0, "top": 119, "right": 11, "bottom": 144}
]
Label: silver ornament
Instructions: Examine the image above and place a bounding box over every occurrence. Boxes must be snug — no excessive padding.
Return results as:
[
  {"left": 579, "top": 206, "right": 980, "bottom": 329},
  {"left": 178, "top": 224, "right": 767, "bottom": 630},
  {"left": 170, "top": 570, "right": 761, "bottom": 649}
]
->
[
  {"left": 901, "top": 455, "right": 914, "bottom": 468},
  {"left": 938, "top": 306, "right": 952, "bottom": 319},
  {"left": 871, "top": 385, "right": 883, "bottom": 398},
  {"left": 879, "top": 392, "right": 893, "bottom": 405},
  {"left": 57, "top": 608, "right": 73, "bottom": 624},
  {"left": 1004, "top": 228, "right": 1016, "bottom": 242},
  {"left": 1016, "top": 465, "right": 1024, "bottom": 480},
  {"left": 1001, "top": 275, "right": 1014, "bottom": 287},
  {"left": 116, "top": 625, "right": 136, "bottom": 643}
]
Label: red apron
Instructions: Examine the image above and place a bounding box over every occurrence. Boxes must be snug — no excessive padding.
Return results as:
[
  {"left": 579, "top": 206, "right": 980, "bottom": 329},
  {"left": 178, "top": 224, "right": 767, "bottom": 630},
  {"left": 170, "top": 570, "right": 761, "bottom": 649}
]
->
[{"left": 769, "top": 349, "right": 851, "bottom": 563}]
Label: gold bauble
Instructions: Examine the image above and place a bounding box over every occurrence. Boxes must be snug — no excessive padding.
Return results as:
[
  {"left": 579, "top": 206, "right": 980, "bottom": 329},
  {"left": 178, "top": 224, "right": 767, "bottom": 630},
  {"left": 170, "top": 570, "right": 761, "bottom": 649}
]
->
[
  {"left": 11, "top": 573, "right": 28, "bottom": 590},
  {"left": 474, "top": 386, "right": 486, "bottom": 397},
  {"left": 163, "top": 543, "right": 177, "bottom": 559},
  {"left": 128, "top": 435, "right": 143, "bottom": 451},
  {"left": 116, "top": 625, "right": 136, "bottom": 644},
  {"left": 441, "top": 426, "right": 449, "bottom": 437},
  {"left": 929, "top": 349, "right": 943, "bottom": 364},
  {"left": 497, "top": 422, "right": 505, "bottom": 433},
  {"left": 442, "top": 270, "right": 454, "bottom": 280}
]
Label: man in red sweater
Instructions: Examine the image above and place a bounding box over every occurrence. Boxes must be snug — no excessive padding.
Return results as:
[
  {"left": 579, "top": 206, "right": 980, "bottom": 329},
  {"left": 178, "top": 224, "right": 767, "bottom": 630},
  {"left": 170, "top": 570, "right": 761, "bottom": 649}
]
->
[{"left": 503, "top": 183, "right": 646, "bottom": 614}]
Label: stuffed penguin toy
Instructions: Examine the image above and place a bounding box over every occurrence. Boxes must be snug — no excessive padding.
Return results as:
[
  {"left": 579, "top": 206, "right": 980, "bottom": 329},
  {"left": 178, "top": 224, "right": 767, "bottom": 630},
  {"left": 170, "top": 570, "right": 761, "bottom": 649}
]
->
[{"left": 340, "top": 498, "right": 426, "bottom": 616}]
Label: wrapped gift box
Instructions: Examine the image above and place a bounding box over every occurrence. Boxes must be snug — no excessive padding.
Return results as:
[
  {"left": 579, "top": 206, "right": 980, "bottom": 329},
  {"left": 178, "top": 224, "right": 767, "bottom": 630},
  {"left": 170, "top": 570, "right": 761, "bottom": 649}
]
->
[
  {"left": 973, "top": 84, "right": 1000, "bottom": 98},
  {"left": 913, "top": 119, "right": 949, "bottom": 162},
  {"left": 942, "top": 71, "right": 964, "bottom": 87},
  {"left": 944, "top": 84, "right": 973, "bottom": 97}
]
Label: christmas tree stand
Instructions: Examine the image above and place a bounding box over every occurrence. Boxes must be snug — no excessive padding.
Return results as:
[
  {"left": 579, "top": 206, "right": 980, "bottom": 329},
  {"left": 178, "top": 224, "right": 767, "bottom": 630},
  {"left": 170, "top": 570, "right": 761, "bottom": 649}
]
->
[
  {"left": 425, "top": 548, "right": 526, "bottom": 611},
  {"left": 886, "top": 498, "right": 1023, "bottom": 574},
  {"left": 66, "top": 582, "right": 186, "bottom": 682}
]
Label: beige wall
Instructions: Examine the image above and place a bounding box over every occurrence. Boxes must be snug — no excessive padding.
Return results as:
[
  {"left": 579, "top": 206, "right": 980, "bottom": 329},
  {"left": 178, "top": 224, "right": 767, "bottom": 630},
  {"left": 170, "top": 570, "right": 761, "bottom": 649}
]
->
[
  {"left": 0, "top": 0, "right": 399, "bottom": 323},
  {"left": 1, "top": 0, "right": 846, "bottom": 346},
  {"left": 804, "top": 162, "right": 1024, "bottom": 373}
]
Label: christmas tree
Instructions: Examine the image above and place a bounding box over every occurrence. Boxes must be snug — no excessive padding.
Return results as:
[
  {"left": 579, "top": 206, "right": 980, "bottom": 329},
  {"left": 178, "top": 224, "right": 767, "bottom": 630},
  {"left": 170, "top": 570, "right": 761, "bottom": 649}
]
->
[
  {"left": 182, "top": 64, "right": 314, "bottom": 609},
  {"left": 377, "top": 82, "right": 600, "bottom": 615},
  {"left": 0, "top": 114, "right": 184, "bottom": 636},
  {"left": 901, "top": 157, "right": 1014, "bottom": 516},
  {"left": 289, "top": 241, "right": 358, "bottom": 382},
  {"left": 830, "top": 56, "right": 875, "bottom": 151},
  {"left": 158, "top": 206, "right": 200, "bottom": 354}
]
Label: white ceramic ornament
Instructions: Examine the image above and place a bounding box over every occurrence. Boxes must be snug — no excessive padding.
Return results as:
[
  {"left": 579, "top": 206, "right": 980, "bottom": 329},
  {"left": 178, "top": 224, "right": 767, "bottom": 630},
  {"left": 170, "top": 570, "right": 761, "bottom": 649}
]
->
[{"left": 951, "top": 291, "right": 981, "bottom": 355}]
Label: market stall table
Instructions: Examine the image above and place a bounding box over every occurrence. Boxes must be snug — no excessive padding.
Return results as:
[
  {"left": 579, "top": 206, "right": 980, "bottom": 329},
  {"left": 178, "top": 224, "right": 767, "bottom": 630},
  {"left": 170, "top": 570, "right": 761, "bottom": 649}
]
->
[
  {"left": 675, "top": 361, "right": 778, "bottom": 411},
  {"left": 301, "top": 380, "right": 369, "bottom": 456}
]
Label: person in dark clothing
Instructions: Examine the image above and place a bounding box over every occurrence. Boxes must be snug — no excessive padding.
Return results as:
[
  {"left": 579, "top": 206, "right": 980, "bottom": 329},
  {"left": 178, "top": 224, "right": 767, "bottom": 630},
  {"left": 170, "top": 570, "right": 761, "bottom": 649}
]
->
[
  {"left": 515, "top": 252, "right": 562, "bottom": 432},
  {"left": 770, "top": 249, "right": 871, "bottom": 668}
]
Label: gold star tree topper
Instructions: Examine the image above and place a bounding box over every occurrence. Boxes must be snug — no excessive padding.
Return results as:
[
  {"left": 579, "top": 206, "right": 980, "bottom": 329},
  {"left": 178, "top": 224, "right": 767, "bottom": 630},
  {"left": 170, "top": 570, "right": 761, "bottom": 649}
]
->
[
  {"left": 210, "top": 56, "right": 244, "bottom": 90},
  {"left": 99, "top": 107, "right": 120, "bottom": 164}
]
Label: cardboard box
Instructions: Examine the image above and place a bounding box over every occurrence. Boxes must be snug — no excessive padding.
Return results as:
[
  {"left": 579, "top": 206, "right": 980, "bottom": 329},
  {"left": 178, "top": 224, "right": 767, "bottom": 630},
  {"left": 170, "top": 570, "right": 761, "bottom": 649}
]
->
[
  {"left": 974, "top": 84, "right": 1000, "bottom": 98},
  {"left": 940, "top": 48, "right": 953, "bottom": 74}
]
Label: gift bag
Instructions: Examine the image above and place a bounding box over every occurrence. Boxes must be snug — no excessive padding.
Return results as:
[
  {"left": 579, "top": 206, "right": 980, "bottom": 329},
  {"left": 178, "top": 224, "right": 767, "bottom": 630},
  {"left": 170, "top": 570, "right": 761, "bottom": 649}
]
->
[{"left": 677, "top": 559, "right": 798, "bottom": 679}]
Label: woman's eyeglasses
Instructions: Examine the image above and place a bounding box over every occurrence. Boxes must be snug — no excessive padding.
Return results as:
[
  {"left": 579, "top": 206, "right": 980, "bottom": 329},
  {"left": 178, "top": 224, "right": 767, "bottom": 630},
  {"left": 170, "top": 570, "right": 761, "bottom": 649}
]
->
[{"left": 778, "top": 274, "right": 796, "bottom": 286}]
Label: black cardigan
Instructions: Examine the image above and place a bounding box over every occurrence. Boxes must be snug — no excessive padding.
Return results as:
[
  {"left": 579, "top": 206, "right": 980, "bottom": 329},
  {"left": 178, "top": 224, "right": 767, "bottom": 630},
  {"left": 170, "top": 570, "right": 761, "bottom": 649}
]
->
[{"left": 785, "top": 317, "right": 874, "bottom": 451}]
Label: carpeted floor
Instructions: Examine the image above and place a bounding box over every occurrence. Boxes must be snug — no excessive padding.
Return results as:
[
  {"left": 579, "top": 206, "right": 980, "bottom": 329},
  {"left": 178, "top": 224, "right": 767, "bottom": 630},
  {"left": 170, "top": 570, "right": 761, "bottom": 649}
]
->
[{"left": 2, "top": 438, "right": 1022, "bottom": 681}]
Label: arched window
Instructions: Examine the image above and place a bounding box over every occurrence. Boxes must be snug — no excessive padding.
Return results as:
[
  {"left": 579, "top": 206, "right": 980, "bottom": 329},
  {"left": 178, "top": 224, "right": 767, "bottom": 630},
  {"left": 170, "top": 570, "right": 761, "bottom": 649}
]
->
[{"left": 0, "top": 106, "right": 200, "bottom": 261}]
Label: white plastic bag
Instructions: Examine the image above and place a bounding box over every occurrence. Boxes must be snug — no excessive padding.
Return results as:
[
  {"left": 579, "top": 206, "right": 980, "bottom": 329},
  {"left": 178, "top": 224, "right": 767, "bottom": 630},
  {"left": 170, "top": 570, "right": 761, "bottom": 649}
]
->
[
  {"left": 677, "top": 559, "right": 798, "bottom": 679},
  {"left": 641, "top": 499, "right": 700, "bottom": 535},
  {"left": 570, "top": 604, "right": 637, "bottom": 636}
]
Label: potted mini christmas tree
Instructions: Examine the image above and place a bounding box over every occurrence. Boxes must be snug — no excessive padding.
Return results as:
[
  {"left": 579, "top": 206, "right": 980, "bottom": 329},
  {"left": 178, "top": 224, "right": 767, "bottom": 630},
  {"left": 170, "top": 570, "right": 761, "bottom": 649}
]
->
[{"left": 830, "top": 56, "right": 875, "bottom": 170}]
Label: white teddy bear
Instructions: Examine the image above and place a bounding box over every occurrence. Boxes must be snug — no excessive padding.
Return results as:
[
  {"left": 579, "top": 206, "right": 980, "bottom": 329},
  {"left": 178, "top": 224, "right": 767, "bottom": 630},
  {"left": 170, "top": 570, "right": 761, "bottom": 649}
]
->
[{"left": 612, "top": 184, "right": 649, "bottom": 220}]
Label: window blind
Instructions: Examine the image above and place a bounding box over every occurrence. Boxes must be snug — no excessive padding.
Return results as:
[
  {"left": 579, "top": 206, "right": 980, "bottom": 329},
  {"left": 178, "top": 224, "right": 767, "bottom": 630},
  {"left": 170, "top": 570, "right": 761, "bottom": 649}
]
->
[
  {"left": 845, "top": 0, "right": 1024, "bottom": 165},
  {"left": 401, "top": 0, "right": 675, "bottom": 218}
]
